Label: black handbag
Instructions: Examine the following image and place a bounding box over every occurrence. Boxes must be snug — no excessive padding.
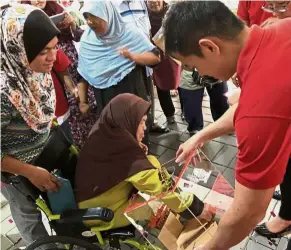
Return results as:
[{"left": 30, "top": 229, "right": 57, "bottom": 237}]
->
[
  {"left": 192, "top": 70, "right": 223, "bottom": 88},
  {"left": 32, "top": 125, "right": 72, "bottom": 172}
]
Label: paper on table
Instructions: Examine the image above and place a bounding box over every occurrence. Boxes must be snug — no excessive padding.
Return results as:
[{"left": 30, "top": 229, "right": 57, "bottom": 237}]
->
[{"left": 186, "top": 168, "right": 212, "bottom": 184}]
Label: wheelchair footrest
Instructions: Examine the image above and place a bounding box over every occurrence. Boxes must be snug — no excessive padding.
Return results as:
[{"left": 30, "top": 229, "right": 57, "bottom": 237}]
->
[
  {"left": 102, "top": 225, "right": 135, "bottom": 240},
  {"left": 59, "top": 207, "right": 114, "bottom": 223}
]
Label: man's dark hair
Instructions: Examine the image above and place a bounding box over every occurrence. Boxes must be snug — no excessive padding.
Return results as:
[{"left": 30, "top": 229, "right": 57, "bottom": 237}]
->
[{"left": 163, "top": 1, "right": 244, "bottom": 57}]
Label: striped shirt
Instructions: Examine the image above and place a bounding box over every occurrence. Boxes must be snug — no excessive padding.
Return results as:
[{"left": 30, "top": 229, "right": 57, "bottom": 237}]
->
[{"left": 116, "top": 0, "right": 151, "bottom": 38}]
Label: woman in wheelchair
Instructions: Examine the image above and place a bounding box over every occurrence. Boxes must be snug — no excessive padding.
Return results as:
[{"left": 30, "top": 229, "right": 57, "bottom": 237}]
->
[{"left": 75, "top": 93, "right": 213, "bottom": 229}]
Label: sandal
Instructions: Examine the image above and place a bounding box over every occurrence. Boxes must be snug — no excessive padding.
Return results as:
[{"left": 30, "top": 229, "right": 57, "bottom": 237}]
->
[
  {"left": 150, "top": 124, "right": 170, "bottom": 134},
  {"left": 255, "top": 223, "right": 291, "bottom": 238}
]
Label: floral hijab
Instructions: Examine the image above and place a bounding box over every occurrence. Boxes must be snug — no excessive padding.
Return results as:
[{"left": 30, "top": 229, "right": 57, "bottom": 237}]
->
[{"left": 1, "top": 4, "right": 56, "bottom": 133}]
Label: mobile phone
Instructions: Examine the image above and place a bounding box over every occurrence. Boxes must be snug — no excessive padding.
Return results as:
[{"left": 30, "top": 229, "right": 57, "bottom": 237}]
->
[{"left": 50, "top": 12, "right": 65, "bottom": 25}]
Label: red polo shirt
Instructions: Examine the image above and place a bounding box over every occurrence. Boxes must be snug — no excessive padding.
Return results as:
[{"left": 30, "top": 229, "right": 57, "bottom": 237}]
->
[
  {"left": 235, "top": 19, "right": 291, "bottom": 189},
  {"left": 237, "top": 1, "right": 272, "bottom": 26},
  {"left": 51, "top": 49, "right": 70, "bottom": 118}
]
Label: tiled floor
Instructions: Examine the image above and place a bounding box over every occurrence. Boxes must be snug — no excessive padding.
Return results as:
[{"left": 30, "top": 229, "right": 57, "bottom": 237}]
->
[{"left": 0, "top": 83, "right": 289, "bottom": 250}]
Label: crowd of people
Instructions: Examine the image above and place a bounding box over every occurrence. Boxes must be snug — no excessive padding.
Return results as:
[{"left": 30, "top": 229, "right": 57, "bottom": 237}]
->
[{"left": 0, "top": 0, "right": 290, "bottom": 249}]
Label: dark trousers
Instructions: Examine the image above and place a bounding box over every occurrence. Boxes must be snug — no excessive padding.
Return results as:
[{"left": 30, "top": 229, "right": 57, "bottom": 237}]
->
[
  {"left": 279, "top": 158, "right": 291, "bottom": 220},
  {"left": 60, "top": 119, "right": 74, "bottom": 145},
  {"left": 179, "top": 82, "right": 229, "bottom": 132},
  {"left": 178, "top": 87, "right": 184, "bottom": 113},
  {"left": 93, "top": 66, "right": 149, "bottom": 116},
  {"left": 93, "top": 66, "right": 151, "bottom": 145},
  {"left": 156, "top": 86, "right": 175, "bottom": 118}
]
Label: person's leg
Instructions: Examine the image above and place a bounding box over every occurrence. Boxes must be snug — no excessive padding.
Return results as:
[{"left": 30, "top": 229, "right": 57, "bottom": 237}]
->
[
  {"left": 279, "top": 158, "right": 291, "bottom": 221},
  {"left": 266, "top": 159, "right": 291, "bottom": 232},
  {"left": 1, "top": 183, "right": 49, "bottom": 247},
  {"left": 156, "top": 86, "right": 175, "bottom": 122},
  {"left": 180, "top": 88, "right": 204, "bottom": 134},
  {"left": 255, "top": 159, "right": 291, "bottom": 236},
  {"left": 207, "top": 82, "right": 229, "bottom": 121},
  {"left": 93, "top": 87, "right": 106, "bottom": 116},
  {"left": 177, "top": 87, "right": 185, "bottom": 120}
]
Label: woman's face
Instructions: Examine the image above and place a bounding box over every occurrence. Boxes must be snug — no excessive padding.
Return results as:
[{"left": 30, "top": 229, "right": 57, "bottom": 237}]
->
[
  {"left": 267, "top": 1, "right": 291, "bottom": 19},
  {"left": 147, "top": 0, "right": 164, "bottom": 13},
  {"left": 136, "top": 115, "right": 147, "bottom": 142},
  {"left": 29, "top": 36, "right": 58, "bottom": 73},
  {"left": 84, "top": 13, "right": 108, "bottom": 36},
  {"left": 30, "top": 0, "right": 47, "bottom": 9}
]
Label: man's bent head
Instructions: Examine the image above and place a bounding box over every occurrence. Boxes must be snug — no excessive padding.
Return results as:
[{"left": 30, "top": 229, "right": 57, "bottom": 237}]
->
[{"left": 163, "top": 1, "right": 245, "bottom": 81}]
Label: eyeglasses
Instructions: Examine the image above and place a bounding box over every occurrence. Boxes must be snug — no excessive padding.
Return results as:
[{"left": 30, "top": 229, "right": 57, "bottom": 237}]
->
[{"left": 262, "top": 1, "right": 290, "bottom": 13}]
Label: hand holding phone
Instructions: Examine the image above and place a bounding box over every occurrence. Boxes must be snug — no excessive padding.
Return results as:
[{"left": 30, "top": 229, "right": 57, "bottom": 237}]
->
[{"left": 50, "top": 12, "right": 66, "bottom": 25}]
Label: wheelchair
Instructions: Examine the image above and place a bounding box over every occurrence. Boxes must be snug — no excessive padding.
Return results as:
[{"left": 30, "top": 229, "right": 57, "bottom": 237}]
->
[{"left": 2, "top": 124, "right": 163, "bottom": 250}]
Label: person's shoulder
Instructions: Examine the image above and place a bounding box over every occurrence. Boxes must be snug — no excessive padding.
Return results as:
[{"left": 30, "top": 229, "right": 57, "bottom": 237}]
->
[{"left": 268, "top": 18, "right": 291, "bottom": 35}]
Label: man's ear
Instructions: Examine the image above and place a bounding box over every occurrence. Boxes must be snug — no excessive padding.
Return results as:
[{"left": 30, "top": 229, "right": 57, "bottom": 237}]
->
[{"left": 199, "top": 38, "right": 220, "bottom": 56}]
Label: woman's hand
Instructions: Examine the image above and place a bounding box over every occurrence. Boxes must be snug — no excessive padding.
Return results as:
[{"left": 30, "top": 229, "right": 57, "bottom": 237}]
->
[
  {"left": 119, "top": 48, "right": 133, "bottom": 61},
  {"left": 139, "top": 142, "right": 148, "bottom": 155},
  {"left": 176, "top": 133, "right": 204, "bottom": 163},
  {"left": 58, "top": 12, "right": 75, "bottom": 29},
  {"left": 69, "top": 86, "right": 79, "bottom": 101},
  {"left": 26, "top": 167, "right": 61, "bottom": 193},
  {"left": 79, "top": 102, "right": 90, "bottom": 115}
]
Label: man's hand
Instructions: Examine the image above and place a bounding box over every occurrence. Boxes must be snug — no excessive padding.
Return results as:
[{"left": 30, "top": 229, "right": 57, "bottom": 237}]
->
[
  {"left": 176, "top": 133, "right": 204, "bottom": 163},
  {"left": 231, "top": 72, "right": 240, "bottom": 87},
  {"left": 139, "top": 142, "right": 148, "bottom": 155},
  {"left": 26, "top": 167, "right": 61, "bottom": 192},
  {"left": 227, "top": 89, "right": 241, "bottom": 106}
]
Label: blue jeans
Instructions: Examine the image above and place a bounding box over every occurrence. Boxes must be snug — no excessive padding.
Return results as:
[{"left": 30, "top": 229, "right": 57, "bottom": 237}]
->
[{"left": 179, "top": 82, "right": 229, "bottom": 132}]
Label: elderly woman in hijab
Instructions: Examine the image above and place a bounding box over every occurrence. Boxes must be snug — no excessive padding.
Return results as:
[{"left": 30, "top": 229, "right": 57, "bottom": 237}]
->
[
  {"left": 22, "top": 0, "right": 98, "bottom": 150},
  {"left": 1, "top": 4, "right": 61, "bottom": 245},
  {"left": 75, "top": 93, "right": 214, "bottom": 229},
  {"left": 78, "top": 1, "right": 160, "bottom": 116}
]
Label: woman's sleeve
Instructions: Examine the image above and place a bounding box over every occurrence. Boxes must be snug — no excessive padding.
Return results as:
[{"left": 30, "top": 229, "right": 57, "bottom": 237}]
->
[
  {"left": 126, "top": 155, "right": 194, "bottom": 213},
  {"left": 71, "top": 25, "right": 84, "bottom": 42},
  {"left": 1, "top": 94, "right": 12, "bottom": 160}
]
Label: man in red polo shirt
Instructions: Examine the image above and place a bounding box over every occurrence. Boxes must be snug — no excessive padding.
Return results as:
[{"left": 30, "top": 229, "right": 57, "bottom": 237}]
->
[
  {"left": 164, "top": 1, "right": 291, "bottom": 249},
  {"left": 237, "top": 0, "right": 272, "bottom": 26}
]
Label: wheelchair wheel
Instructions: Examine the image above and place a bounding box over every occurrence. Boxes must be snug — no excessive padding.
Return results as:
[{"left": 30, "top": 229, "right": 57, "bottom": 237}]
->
[{"left": 26, "top": 235, "right": 102, "bottom": 250}]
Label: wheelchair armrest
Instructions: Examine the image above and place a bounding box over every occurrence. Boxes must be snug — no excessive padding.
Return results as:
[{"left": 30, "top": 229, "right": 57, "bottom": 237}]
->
[{"left": 59, "top": 207, "right": 114, "bottom": 224}]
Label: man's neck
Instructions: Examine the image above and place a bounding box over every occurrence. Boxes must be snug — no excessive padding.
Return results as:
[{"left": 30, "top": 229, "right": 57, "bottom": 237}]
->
[
  {"left": 237, "top": 26, "right": 252, "bottom": 52},
  {"left": 229, "top": 26, "right": 252, "bottom": 75}
]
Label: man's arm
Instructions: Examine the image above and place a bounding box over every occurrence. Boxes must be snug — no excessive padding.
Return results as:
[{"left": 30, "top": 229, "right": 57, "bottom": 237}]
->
[
  {"left": 176, "top": 103, "right": 237, "bottom": 163},
  {"left": 1, "top": 155, "right": 60, "bottom": 192},
  {"left": 205, "top": 182, "right": 274, "bottom": 250},
  {"left": 237, "top": 1, "right": 250, "bottom": 26},
  {"left": 200, "top": 117, "right": 291, "bottom": 249}
]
